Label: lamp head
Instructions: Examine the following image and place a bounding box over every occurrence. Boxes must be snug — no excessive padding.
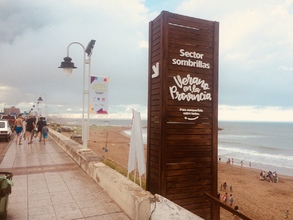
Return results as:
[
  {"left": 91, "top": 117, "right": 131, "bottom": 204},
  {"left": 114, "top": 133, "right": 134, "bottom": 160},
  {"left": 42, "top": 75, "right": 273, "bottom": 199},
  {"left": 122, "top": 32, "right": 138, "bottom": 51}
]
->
[
  {"left": 85, "top": 40, "right": 96, "bottom": 56},
  {"left": 58, "top": 56, "right": 77, "bottom": 75},
  {"left": 37, "top": 97, "right": 43, "bottom": 102}
]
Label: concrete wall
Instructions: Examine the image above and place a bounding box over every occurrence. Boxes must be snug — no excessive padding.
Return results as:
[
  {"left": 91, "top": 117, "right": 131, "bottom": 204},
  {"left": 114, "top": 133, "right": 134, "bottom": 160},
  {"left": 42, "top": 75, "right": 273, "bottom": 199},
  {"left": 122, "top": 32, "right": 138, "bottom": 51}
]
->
[
  {"left": 151, "top": 195, "right": 203, "bottom": 220},
  {"left": 49, "top": 129, "right": 203, "bottom": 220}
]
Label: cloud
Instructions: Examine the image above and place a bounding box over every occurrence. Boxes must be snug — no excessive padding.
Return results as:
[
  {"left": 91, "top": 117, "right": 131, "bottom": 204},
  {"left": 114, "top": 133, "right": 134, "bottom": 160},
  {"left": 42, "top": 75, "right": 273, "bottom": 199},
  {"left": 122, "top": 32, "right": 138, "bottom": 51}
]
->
[
  {"left": 279, "top": 66, "right": 293, "bottom": 71},
  {"left": 1, "top": 0, "right": 293, "bottom": 122},
  {"left": 176, "top": 0, "right": 293, "bottom": 108},
  {"left": 219, "top": 105, "right": 293, "bottom": 122},
  {"left": 0, "top": 0, "right": 151, "bottom": 117},
  {"left": 0, "top": 1, "right": 56, "bottom": 44}
]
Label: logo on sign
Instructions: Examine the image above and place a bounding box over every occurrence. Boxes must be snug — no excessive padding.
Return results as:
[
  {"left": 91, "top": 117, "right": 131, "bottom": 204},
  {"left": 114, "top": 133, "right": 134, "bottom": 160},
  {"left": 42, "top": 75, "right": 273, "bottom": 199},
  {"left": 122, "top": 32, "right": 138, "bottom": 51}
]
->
[
  {"left": 169, "top": 74, "right": 212, "bottom": 121},
  {"left": 169, "top": 74, "right": 212, "bottom": 102}
]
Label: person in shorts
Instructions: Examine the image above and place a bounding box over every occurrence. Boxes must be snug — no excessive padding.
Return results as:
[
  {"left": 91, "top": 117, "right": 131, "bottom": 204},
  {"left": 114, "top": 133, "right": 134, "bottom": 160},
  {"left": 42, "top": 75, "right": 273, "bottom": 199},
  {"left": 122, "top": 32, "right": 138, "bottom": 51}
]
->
[
  {"left": 14, "top": 114, "right": 23, "bottom": 145},
  {"left": 42, "top": 125, "right": 49, "bottom": 144},
  {"left": 26, "top": 114, "right": 36, "bottom": 144},
  {"left": 37, "top": 117, "right": 46, "bottom": 142}
]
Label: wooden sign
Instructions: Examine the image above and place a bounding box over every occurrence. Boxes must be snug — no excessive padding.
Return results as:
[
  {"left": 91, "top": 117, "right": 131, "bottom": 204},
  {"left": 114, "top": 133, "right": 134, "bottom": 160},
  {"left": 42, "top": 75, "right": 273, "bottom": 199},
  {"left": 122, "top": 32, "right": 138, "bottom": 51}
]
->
[{"left": 147, "top": 11, "right": 219, "bottom": 219}]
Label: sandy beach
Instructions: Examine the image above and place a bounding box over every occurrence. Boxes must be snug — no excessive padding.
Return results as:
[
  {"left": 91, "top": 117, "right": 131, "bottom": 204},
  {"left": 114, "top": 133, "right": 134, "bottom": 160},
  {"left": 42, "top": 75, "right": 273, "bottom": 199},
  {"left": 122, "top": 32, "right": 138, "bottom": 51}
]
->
[{"left": 68, "top": 126, "right": 293, "bottom": 219}]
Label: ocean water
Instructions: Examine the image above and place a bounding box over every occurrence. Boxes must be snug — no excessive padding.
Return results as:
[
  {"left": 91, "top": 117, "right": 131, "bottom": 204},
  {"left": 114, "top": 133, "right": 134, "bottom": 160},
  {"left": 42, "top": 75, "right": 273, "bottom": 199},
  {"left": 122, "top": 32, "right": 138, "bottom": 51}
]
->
[
  {"left": 61, "top": 118, "right": 293, "bottom": 177},
  {"left": 218, "top": 121, "right": 293, "bottom": 177},
  {"left": 125, "top": 120, "right": 293, "bottom": 177}
]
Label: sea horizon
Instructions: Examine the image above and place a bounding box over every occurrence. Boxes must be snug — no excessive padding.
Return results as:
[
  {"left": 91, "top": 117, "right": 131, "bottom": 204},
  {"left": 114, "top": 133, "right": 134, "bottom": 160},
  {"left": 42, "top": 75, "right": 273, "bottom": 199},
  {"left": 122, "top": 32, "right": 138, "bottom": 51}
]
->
[{"left": 54, "top": 118, "right": 293, "bottom": 177}]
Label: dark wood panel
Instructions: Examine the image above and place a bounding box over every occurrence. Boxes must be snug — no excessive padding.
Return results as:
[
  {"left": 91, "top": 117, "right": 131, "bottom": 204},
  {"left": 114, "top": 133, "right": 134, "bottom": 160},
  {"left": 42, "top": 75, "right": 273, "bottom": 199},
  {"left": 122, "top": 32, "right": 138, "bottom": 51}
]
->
[
  {"left": 167, "top": 161, "right": 212, "bottom": 168},
  {"left": 166, "top": 140, "right": 212, "bottom": 147},
  {"left": 166, "top": 156, "right": 212, "bottom": 164},
  {"left": 165, "top": 122, "right": 212, "bottom": 129},
  {"left": 168, "top": 65, "right": 214, "bottom": 75},
  {"left": 169, "top": 35, "right": 214, "bottom": 49},
  {"left": 166, "top": 133, "right": 211, "bottom": 140},
  {"left": 167, "top": 99, "right": 213, "bottom": 107},
  {"left": 166, "top": 184, "right": 211, "bottom": 195},
  {"left": 168, "top": 13, "right": 215, "bottom": 31},
  {"left": 169, "top": 26, "right": 213, "bottom": 42},
  {"left": 166, "top": 171, "right": 212, "bottom": 180},
  {"left": 166, "top": 128, "right": 212, "bottom": 135},
  {"left": 150, "top": 43, "right": 161, "bottom": 55},
  {"left": 166, "top": 150, "right": 212, "bottom": 157},
  {"left": 166, "top": 146, "right": 213, "bottom": 152},
  {"left": 147, "top": 11, "right": 219, "bottom": 220},
  {"left": 168, "top": 43, "right": 214, "bottom": 54}
]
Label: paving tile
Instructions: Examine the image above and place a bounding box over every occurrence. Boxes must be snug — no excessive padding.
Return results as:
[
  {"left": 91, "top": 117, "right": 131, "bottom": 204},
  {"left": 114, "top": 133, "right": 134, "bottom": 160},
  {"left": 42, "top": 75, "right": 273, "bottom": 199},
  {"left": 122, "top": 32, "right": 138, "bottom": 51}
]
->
[
  {"left": 28, "top": 186, "right": 49, "bottom": 195},
  {"left": 103, "top": 201, "right": 123, "bottom": 213},
  {"left": 9, "top": 194, "right": 28, "bottom": 204},
  {"left": 6, "top": 211, "right": 28, "bottom": 220},
  {"left": 29, "top": 213, "right": 57, "bottom": 220},
  {"left": 94, "top": 192, "right": 113, "bottom": 203},
  {"left": 44, "top": 172, "right": 63, "bottom": 182},
  {"left": 7, "top": 204, "right": 28, "bottom": 220},
  {"left": 28, "top": 197, "right": 52, "bottom": 208},
  {"left": 47, "top": 182, "right": 69, "bottom": 193},
  {"left": 86, "top": 215, "right": 114, "bottom": 220},
  {"left": 54, "top": 202, "right": 84, "bottom": 220},
  {"left": 76, "top": 196, "right": 101, "bottom": 209},
  {"left": 2, "top": 136, "right": 131, "bottom": 220},
  {"left": 28, "top": 192, "right": 51, "bottom": 201},
  {"left": 80, "top": 205, "right": 108, "bottom": 218},
  {"left": 10, "top": 185, "right": 28, "bottom": 197},
  {"left": 29, "top": 204, "right": 54, "bottom": 216},
  {"left": 71, "top": 188, "right": 94, "bottom": 199},
  {"left": 50, "top": 191, "right": 75, "bottom": 205},
  {"left": 111, "top": 212, "right": 131, "bottom": 220}
]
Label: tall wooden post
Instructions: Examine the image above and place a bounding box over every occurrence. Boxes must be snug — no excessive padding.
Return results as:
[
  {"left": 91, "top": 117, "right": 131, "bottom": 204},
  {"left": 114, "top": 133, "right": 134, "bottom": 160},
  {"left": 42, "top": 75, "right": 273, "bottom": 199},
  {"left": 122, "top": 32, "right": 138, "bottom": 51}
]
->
[{"left": 147, "top": 11, "right": 219, "bottom": 219}]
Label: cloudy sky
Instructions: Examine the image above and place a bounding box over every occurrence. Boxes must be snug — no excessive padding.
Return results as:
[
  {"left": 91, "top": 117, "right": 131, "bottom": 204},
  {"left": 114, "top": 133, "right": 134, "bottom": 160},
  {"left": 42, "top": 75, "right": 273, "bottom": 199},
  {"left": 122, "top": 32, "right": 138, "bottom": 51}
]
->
[{"left": 1, "top": 0, "right": 293, "bottom": 122}]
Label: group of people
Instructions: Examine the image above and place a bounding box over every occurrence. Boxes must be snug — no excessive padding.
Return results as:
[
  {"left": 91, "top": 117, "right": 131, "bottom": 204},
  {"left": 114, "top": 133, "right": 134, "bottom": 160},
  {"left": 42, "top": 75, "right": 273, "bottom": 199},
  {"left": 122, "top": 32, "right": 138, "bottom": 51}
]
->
[
  {"left": 220, "top": 192, "right": 235, "bottom": 206},
  {"left": 14, "top": 114, "right": 49, "bottom": 145},
  {"left": 259, "top": 170, "right": 278, "bottom": 182},
  {"left": 219, "top": 182, "right": 242, "bottom": 219},
  {"left": 220, "top": 156, "right": 251, "bottom": 168},
  {"left": 219, "top": 182, "right": 234, "bottom": 206}
]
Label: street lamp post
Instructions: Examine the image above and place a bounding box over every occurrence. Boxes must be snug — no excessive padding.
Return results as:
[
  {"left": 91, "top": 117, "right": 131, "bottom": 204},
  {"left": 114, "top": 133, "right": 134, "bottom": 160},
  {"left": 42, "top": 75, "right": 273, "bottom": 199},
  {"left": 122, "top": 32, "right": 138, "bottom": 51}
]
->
[
  {"left": 28, "top": 105, "right": 35, "bottom": 115},
  {"left": 44, "top": 94, "right": 47, "bottom": 119},
  {"left": 59, "top": 40, "right": 96, "bottom": 148},
  {"left": 37, "top": 96, "right": 43, "bottom": 118}
]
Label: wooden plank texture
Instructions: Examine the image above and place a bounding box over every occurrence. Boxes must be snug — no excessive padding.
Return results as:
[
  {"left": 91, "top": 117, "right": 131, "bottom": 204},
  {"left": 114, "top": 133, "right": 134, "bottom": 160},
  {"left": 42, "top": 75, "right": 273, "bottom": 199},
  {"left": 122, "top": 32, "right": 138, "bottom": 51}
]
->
[{"left": 147, "top": 11, "right": 219, "bottom": 219}]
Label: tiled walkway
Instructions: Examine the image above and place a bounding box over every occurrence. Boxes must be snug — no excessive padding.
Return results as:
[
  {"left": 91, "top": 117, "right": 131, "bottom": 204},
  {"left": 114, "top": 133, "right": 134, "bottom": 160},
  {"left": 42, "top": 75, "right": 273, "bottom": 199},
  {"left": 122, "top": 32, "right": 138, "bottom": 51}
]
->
[{"left": 0, "top": 136, "right": 130, "bottom": 220}]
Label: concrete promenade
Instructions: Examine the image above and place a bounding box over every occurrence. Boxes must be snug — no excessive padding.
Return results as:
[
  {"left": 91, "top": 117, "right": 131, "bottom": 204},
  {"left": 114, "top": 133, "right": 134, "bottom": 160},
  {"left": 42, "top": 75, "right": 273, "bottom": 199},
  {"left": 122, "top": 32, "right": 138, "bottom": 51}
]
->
[{"left": 0, "top": 135, "right": 130, "bottom": 220}]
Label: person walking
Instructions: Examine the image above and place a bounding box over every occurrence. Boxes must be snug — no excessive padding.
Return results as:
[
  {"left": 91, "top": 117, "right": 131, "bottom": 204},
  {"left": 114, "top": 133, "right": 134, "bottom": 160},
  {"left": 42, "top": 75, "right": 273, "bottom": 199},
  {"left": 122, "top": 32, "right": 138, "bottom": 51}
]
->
[
  {"left": 42, "top": 125, "right": 49, "bottom": 144},
  {"left": 22, "top": 116, "right": 27, "bottom": 140},
  {"left": 37, "top": 117, "right": 46, "bottom": 142},
  {"left": 14, "top": 114, "right": 23, "bottom": 145},
  {"left": 234, "top": 206, "right": 241, "bottom": 220},
  {"left": 221, "top": 193, "right": 228, "bottom": 204},
  {"left": 229, "top": 194, "right": 234, "bottom": 206},
  {"left": 26, "top": 114, "right": 36, "bottom": 144},
  {"left": 223, "top": 182, "right": 227, "bottom": 191}
]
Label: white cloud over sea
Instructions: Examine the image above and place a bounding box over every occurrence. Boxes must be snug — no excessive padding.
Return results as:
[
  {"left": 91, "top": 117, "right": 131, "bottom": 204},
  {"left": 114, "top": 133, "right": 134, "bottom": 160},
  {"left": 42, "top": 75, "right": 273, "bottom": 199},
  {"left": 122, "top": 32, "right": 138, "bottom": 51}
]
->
[{"left": 1, "top": 0, "right": 293, "bottom": 122}]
